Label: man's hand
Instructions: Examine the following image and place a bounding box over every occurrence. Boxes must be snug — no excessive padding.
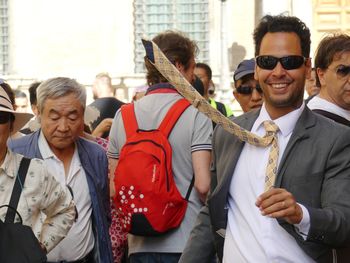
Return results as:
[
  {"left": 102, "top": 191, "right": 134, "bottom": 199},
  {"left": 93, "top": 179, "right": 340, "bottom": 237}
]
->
[{"left": 255, "top": 188, "right": 303, "bottom": 224}]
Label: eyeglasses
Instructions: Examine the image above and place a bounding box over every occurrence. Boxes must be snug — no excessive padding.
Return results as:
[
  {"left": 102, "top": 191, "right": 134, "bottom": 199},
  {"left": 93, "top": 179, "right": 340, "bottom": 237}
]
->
[
  {"left": 236, "top": 84, "right": 263, "bottom": 95},
  {"left": 332, "top": 65, "right": 350, "bottom": 79},
  {"left": 256, "top": 55, "right": 306, "bottom": 70},
  {"left": 0, "top": 112, "right": 14, "bottom": 124}
]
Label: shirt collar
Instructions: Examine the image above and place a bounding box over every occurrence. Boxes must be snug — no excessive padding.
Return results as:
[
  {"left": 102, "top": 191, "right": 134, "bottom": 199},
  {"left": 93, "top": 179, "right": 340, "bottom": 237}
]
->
[
  {"left": 253, "top": 102, "right": 305, "bottom": 137},
  {"left": 38, "top": 130, "right": 56, "bottom": 160},
  {"left": 308, "top": 95, "right": 350, "bottom": 121}
]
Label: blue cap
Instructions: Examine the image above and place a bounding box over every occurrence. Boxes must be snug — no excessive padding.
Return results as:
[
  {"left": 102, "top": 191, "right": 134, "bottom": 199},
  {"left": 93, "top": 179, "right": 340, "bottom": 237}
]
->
[{"left": 233, "top": 58, "right": 255, "bottom": 81}]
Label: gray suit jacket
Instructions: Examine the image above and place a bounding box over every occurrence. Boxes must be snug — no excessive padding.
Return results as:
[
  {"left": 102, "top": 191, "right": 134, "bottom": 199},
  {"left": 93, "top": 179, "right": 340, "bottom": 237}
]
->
[{"left": 180, "top": 107, "right": 350, "bottom": 263}]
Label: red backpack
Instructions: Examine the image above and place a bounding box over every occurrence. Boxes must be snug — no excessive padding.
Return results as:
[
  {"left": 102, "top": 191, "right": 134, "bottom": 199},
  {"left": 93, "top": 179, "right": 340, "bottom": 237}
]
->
[{"left": 114, "top": 98, "right": 193, "bottom": 236}]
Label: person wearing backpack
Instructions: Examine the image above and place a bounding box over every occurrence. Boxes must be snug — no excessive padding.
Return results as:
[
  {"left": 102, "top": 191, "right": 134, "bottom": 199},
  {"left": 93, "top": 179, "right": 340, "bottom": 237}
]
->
[
  {"left": 0, "top": 80, "right": 76, "bottom": 261},
  {"left": 107, "top": 31, "right": 212, "bottom": 263}
]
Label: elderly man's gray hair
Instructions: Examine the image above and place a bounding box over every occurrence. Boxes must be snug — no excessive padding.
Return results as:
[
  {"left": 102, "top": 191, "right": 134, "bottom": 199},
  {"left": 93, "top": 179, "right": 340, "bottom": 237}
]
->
[{"left": 37, "top": 77, "right": 86, "bottom": 113}]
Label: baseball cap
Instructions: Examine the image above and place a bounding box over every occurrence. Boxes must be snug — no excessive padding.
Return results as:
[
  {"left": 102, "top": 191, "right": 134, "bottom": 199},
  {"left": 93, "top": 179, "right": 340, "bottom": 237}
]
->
[{"left": 233, "top": 58, "right": 256, "bottom": 81}]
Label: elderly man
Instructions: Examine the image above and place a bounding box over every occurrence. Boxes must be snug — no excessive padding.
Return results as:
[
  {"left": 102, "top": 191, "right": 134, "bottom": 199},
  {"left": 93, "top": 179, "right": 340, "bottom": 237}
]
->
[
  {"left": 9, "top": 77, "right": 113, "bottom": 263},
  {"left": 0, "top": 80, "right": 75, "bottom": 256},
  {"left": 233, "top": 58, "right": 263, "bottom": 113},
  {"left": 307, "top": 34, "right": 350, "bottom": 127}
]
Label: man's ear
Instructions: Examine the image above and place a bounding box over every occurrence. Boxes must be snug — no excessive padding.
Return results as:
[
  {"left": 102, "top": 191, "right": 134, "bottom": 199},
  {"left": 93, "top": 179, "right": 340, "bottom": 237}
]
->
[
  {"left": 305, "top": 58, "right": 312, "bottom": 79},
  {"left": 254, "top": 64, "right": 259, "bottom": 81},
  {"left": 317, "top": 67, "right": 326, "bottom": 87},
  {"left": 175, "top": 61, "right": 184, "bottom": 73}
]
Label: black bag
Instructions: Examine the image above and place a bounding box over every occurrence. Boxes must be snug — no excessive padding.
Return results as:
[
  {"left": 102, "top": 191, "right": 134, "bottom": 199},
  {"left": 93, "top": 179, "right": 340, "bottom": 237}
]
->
[{"left": 0, "top": 157, "right": 47, "bottom": 263}]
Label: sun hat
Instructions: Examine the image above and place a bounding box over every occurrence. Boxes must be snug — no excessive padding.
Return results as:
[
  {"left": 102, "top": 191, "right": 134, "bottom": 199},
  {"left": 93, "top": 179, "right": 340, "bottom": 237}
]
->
[{"left": 0, "top": 81, "right": 33, "bottom": 134}]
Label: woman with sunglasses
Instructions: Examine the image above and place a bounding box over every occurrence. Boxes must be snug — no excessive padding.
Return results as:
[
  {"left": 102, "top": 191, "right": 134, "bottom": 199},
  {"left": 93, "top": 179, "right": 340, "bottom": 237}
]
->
[{"left": 307, "top": 33, "right": 350, "bottom": 128}]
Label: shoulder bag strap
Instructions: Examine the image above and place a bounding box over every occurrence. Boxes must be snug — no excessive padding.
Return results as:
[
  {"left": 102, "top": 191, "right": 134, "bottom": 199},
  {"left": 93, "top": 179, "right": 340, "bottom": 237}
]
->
[{"left": 5, "top": 157, "right": 31, "bottom": 223}]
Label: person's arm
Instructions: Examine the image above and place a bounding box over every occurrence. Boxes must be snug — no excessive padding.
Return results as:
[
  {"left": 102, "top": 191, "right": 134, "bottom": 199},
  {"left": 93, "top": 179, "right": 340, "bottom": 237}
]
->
[
  {"left": 192, "top": 150, "right": 211, "bottom": 203},
  {"left": 107, "top": 110, "right": 124, "bottom": 198},
  {"left": 38, "top": 162, "right": 76, "bottom": 253},
  {"left": 92, "top": 118, "right": 113, "bottom": 138},
  {"left": 108, "top": 157, "right": 118, "bottom": 198}
]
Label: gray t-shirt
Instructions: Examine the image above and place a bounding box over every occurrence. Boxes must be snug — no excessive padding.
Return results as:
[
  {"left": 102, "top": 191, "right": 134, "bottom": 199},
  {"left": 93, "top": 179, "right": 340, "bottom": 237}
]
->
[{"left": 108, "top": 92, "right": 212, "bottom": 254}]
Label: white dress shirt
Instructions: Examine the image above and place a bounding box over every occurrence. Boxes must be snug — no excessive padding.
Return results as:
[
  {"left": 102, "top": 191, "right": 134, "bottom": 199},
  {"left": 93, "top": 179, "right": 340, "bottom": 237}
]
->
[
  {"left": 307, "top": 95, "right": 350, "bottom": 121},
  {"left": 223, "top": 103, "right": 315, "bottom": 263},
  {"left": 38, "top": 132, "right": 94, "bottom": 262}
]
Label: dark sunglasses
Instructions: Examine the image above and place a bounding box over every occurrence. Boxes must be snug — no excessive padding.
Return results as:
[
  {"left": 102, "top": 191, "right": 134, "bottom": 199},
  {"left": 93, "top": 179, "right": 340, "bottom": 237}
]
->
[
  {"left": 0, "top": 112, "right": 14, "bottom": 124},
  {"left": 256, "top": 55, "right": 306, "bottom": 70},
  {"left": 334, "top": 65, "right": 350, "bottom": 79},
  {"left": 236, "top": 84, "right": 263, "bottom": 95}
]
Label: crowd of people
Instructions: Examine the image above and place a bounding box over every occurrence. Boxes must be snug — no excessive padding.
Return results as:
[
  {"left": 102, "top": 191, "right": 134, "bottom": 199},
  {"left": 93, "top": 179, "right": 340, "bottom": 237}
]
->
[{"left": 1, "top": 13, "right": 350, "bottom": 263}]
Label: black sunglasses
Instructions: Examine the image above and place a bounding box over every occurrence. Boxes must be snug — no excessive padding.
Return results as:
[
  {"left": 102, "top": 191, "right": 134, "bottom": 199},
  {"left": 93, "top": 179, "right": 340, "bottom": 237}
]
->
[
  {"left": 334, "top": 65, "right": 350, "bottom": 79},
  {"left": 0, "top": 112, "right": 14, "bottom": 124},
  {"left": 256, "top": 55, "right": 306, "bottom": 70},
  {"left": 236, "top": 84, "right": 263, "bottom": 95}
]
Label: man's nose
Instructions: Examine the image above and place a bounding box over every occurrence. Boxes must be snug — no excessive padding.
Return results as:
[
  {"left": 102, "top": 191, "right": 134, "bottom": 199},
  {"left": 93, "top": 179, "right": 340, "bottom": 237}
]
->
[{"left": 57, "top": 118, "right": 69, "bottom": 131}]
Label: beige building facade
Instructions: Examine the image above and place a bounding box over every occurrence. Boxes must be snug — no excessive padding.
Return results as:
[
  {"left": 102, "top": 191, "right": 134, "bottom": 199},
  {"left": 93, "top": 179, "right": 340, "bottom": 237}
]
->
[{"left": 1, "top": 0, "right": 348, "bottom": 106}]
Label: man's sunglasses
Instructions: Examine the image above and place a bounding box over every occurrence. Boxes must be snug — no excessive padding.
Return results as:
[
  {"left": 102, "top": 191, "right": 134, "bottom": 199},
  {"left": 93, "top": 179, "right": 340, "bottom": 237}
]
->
[
  {"left": 256, "top": 55, "right": 306, "bottom": 70},
  {"left": 334, "top": 65, "right": 350, "bottom": 79},
  {"left": 236, "top": 84, "right": 263, "bottom": 95},
  {"left": 0, "top": 112, "right": 14, "bottom": 124}
]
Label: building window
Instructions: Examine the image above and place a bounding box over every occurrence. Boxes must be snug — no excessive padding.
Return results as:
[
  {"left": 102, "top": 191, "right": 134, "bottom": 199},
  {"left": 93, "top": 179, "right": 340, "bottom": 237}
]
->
[
  {"left": 133, "top": 0, "right": 209, "bottom": 73},
  {"left": 0, "top": 0, "right": 8, "bottom": 74}
]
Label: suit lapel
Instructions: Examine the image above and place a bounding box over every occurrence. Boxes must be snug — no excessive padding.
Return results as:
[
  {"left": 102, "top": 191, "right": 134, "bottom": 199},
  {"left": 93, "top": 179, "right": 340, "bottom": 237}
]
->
[{"left": 275, "top": 108, "right": 316, "bottom": 187}]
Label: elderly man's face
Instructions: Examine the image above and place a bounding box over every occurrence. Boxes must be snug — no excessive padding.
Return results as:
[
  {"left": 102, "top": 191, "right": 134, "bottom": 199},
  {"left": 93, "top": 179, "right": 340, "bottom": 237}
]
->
[{"left": 39, "top": 93, "right": 84, "bottom": 152}]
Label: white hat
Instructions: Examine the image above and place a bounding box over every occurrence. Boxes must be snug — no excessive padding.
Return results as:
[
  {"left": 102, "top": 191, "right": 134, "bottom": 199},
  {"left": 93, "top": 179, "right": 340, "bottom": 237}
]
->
[{"left": 0, "top": 84, "right": 33, "bottom": 134}]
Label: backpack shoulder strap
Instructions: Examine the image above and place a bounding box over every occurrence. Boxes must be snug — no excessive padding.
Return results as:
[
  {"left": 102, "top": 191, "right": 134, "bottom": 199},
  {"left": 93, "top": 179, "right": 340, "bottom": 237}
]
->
[
  {"left": 5, "top": 157, "right": 31, "bottom": 223},
  {"left": 121, "top": 103, "right": 139, "bottom": 139},
  {"left": 159, "top": 98, "right": 191, "bottom": 138}
]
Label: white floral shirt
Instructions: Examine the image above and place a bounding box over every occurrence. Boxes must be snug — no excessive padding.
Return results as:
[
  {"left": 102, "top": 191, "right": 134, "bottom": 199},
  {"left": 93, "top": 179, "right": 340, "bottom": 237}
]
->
[{"left": 0, "top": 149, "right": 76, "bottom": 252}]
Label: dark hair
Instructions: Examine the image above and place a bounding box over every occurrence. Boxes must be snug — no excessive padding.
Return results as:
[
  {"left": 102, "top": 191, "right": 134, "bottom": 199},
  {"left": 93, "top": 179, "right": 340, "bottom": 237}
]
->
[
  {"left": 253, "top": 15, "right": 311, "bottom": 58},
  {"left": 196, "top": 62, "right": 212, "bottom": 80},
  {"left": 145, "top": 30, "right": 198, "bottom": 85},
  {"left": 314, "top": 34, "right": 350, "bottom": 87},
  {"left": 28, "top": 81, "right": 41, "bottom": 106}
]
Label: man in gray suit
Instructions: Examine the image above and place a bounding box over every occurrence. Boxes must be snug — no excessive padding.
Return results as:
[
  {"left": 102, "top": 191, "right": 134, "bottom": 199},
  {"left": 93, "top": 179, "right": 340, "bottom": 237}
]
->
[{"left": 179, "top": 15, "right": 350, "bottom": 263}]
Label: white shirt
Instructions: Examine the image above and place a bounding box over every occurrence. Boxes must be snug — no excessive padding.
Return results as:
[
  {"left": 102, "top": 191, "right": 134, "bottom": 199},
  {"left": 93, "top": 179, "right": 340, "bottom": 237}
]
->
[
  {"left": 223, "top": 103, "right": 315, "bottom": 263},
  {"left": 307, "top": 95, "right": 350, "bottom": 121},
  {"left": 38, "top": 132, "right": 94, "bottom": 262}
]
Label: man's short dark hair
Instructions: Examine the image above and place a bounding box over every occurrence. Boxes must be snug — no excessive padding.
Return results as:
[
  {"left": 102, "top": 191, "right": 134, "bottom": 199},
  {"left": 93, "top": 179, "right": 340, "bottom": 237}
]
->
[
  {"left": 253, "top": 15, "right": 311, "bottom": 58},
  {"left": 144, "top": 30, "right": 198, "bottom": 85},
  {"left": 28, "top": 81, "right": 41, "bottom": 106},
  {"left": 314, "top": 34, "right": 350, "bottom": 87},
  {"left": 196, "top": 62, "right": 212, "bottom": 81}
]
